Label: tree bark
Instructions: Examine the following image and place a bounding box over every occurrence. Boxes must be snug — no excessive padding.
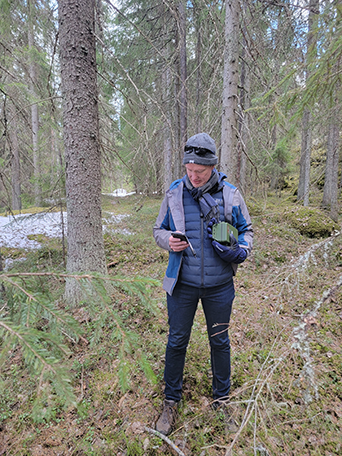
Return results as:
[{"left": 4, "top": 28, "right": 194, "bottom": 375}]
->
[
  {"left": 162, "top": 66, "right": 173, "bottom": 191},
  {"left": 322, "top": 110, "right": 340, "bottom": 222},
  {"left": 177, "top": 0, "right": 188, "bottom": 165},
  {"left": 28, "top": 0, "right": 41, "bottom": 207},
  {"left": 297, "top": 0, "right": 319, "bottom": 206},
  {"left": 298, "top": 108, "right": 312, "bottom": 205},
  {"left": 194, "top": 0, "right": 202, "bottom": 133},
  {"left": 161, "top": 4, "right": 173, "bottom": 191},
  {"left": 58, "top": 0, "right": 107, "bottom": 302},
  {"left": 173, "top": 46, "right": 181, "bottom": 178},
  {"left": 8, "top": 104, "right": 22, "bottom": 211},
  {"left": 238, "top": 8, "right": 249, "bottom": 194},
  {"left": 220, "top": 0, "right": 239, "bottom": 184}
]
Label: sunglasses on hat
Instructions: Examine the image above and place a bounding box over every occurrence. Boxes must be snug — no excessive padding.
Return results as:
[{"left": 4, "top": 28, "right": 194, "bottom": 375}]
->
[{"left": 184, "top": 146, "right": 214, "bottom": 156}]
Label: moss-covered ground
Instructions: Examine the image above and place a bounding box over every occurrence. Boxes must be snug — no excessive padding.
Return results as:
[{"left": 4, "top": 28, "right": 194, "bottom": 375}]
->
[{"left": 0, "top": 192, "right": 341, "bottom": 455}]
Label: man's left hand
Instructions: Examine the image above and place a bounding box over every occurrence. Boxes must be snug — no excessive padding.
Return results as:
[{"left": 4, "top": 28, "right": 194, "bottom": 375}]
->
[{"left": 211, "top": 234, "right": 247, "bottom": 264}]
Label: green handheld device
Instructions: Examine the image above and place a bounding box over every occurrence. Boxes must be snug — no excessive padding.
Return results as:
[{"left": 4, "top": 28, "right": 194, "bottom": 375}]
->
[{"left": 212, "top": 222, "right": 238, "bottom": 246}]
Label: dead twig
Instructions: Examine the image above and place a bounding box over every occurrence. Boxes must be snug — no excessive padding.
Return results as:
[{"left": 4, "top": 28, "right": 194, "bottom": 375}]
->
[
  {"left": 145, "top": 427, "right": 186, "bottom": 456},
  {"left": 211, "top": 322, "right": 230, "bottom": 337}
]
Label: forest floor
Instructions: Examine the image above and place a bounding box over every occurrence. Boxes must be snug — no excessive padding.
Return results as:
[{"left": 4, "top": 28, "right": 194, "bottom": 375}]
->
[{"left": 0, "top": 192, "right": 341, "bottom": 455}]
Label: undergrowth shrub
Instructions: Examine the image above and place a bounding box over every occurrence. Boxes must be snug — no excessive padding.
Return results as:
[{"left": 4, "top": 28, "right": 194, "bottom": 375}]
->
[{"left": 0, "top": 272, "right": 159, "bottom": 422}]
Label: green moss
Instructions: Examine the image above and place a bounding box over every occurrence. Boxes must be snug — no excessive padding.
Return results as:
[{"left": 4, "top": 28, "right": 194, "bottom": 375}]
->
[
  {"left": 283, "top": 206, "right": 336, "bottom": 238},
  {"left": 246, "top": 199, "right": 264, "bottom": 216},
  {"left": 274, "top": 253, "right": 287, "bottom": 263}
]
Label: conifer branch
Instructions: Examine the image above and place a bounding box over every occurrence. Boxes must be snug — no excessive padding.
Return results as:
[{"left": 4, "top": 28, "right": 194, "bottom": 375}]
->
[
  {"left": 0, "top": 271, "right": 158, "bottom": 420},
  {"left": 0, "top": 320, "right": 60, "bottom": 376}
]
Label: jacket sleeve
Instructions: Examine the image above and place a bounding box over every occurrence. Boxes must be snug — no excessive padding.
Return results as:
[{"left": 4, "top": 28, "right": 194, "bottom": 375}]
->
[
  {"left": 153, "top": 194, "right": 174, "bottom": 251},
  {"left": 231, "top": 189, "right": 253, "bottom": 256}
]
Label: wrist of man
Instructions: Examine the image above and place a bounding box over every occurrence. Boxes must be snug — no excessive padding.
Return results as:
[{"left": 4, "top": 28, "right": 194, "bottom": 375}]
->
[{"left": 212, "top": 240, "right": 247, "bottom": 264}]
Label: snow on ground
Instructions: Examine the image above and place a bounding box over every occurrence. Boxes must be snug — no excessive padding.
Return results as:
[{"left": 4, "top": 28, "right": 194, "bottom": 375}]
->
[
  {"left": 0, "top": 212, "right": 67, "bottom": 250},
  {"left": 103, "top": 189, "right": 136, "bottom": 197},
  {"left": 0, "top": 189, "right": 135, "bottom": 253},
  {"left": 0, "top": 191, "right": 133, "bottom": 272},
  {"left": 102, "top": 212, "right": 132, "bottom": 236},
  {"left": 0, "top": 211, "right": 132, "bottom": 251}
]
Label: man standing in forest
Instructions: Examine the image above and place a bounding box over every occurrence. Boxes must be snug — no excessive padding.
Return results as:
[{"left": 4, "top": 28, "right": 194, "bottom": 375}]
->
[{"left": 153, "top": 132, "right": 253, "bottom": 435}]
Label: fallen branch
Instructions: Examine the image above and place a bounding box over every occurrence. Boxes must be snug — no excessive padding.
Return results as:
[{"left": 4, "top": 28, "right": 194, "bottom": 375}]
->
[
  {"left": 291, "top": 273, "right": 342, "bottom": 404},
  {"left": 145, "top": 426, "right": 186, "bottom": 456},
  {"left": 224, "top": 355, "right": 285, "bottom": 456}
]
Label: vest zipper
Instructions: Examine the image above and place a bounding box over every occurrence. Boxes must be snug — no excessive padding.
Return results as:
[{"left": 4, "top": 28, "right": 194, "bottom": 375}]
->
[{"left": 200, "top": 213, "right": 204, "bottom": 286}]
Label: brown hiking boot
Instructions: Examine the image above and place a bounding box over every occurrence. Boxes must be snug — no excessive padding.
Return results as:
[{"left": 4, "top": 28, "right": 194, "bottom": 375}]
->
[
  {"left": 155, "top": 399, "right": 178, "bottom": 435},
  {"left": 212, "top": 399, "right": 239, "bottom": 433}
]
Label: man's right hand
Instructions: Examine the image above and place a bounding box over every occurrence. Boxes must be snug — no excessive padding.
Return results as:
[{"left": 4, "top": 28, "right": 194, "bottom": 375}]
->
[{"left": 169, "top": 232, "right": 189, "bottom": 252}]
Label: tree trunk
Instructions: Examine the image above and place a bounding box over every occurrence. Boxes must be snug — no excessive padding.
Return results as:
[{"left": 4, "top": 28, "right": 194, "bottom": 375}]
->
[
  {"left": 220, "top": 0, "right": 239, "bottom": 184},
  {"left": 174, "top": 51, "right": 181, "bottom": 178},
  {"left": 297, "top": 0, "right": 319, "bottom": 206},
  {"left": 322, "top": 111, "right": 340, "bottom": 222},
  {"left": 298, "top": 108, "right": 312, "bottom": 205},
  {"left": 195, "top": 1, "right": 202, "bottom": 133},
  {"left": 162, "top": 64, "right": 173, "bottom": 191},
  {"left": 238, "top": 11, "right": 249, "bottom": 194},
  {"left": 58, "top": 0, "right": 107, "bottom": 302},
  {"left": 8, "top": 105, "right": 22, "bottom": 211},
  {"left": 28, "top": 0, "right": 41, "bottom": 207},
  {"left": 0, "top": 250, "right": 5, "bottom": 298},
  {"left": 161, "top": 5, "right": 173, "bottom": 191},
  {"left": 177, "top": 0, "right": 188, "bottom": 165}
]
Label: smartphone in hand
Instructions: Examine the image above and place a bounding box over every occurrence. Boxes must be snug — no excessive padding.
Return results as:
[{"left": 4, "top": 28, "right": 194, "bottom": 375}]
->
[
  {"left": 171, "top": 232, "right": 189, "bottom": 243},
  {"left": 171, "top": 232, "right": 196, "bottom": 257}
]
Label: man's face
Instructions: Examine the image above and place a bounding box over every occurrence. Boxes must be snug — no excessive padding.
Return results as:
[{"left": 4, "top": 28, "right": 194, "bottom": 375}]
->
[{"left": 185, "top": 164, "right": 215, "bottom": 188}]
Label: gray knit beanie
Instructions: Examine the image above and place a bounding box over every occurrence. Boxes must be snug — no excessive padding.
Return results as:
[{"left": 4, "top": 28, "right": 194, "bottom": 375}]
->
[{"left": 183, "top": 133, "right": 218, "bottom": 166}]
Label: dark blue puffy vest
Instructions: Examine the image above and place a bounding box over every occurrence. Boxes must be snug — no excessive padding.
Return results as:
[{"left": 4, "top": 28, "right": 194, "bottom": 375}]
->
[{"left": 178, "top": 186, "right": 234, "bottom": 288}]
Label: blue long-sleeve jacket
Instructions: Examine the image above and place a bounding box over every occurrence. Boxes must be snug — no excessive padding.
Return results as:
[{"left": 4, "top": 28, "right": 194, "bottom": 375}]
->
[{"left": 153, "top": 173, "right": 253, "bottom": 295}]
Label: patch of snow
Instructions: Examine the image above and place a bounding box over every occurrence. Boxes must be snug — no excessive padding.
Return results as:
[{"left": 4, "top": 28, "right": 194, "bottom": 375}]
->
[
  {"left": 102, "top": 212, "right": 133, "bottom": 235},
  {"left": 103, "top": 188, "right": 136, "bottom": 197},
  {"left": 3, "top": 257, "right": 27, "bottom": 271},
  {"left": 0, "top": 210, "right": 132, "bottom": 251},
  {"left": 102, "top": 212, "right": 129, "bottom": 223},
  {"left": 0, "top": 212, "right": 67, "bottom": 249}
]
